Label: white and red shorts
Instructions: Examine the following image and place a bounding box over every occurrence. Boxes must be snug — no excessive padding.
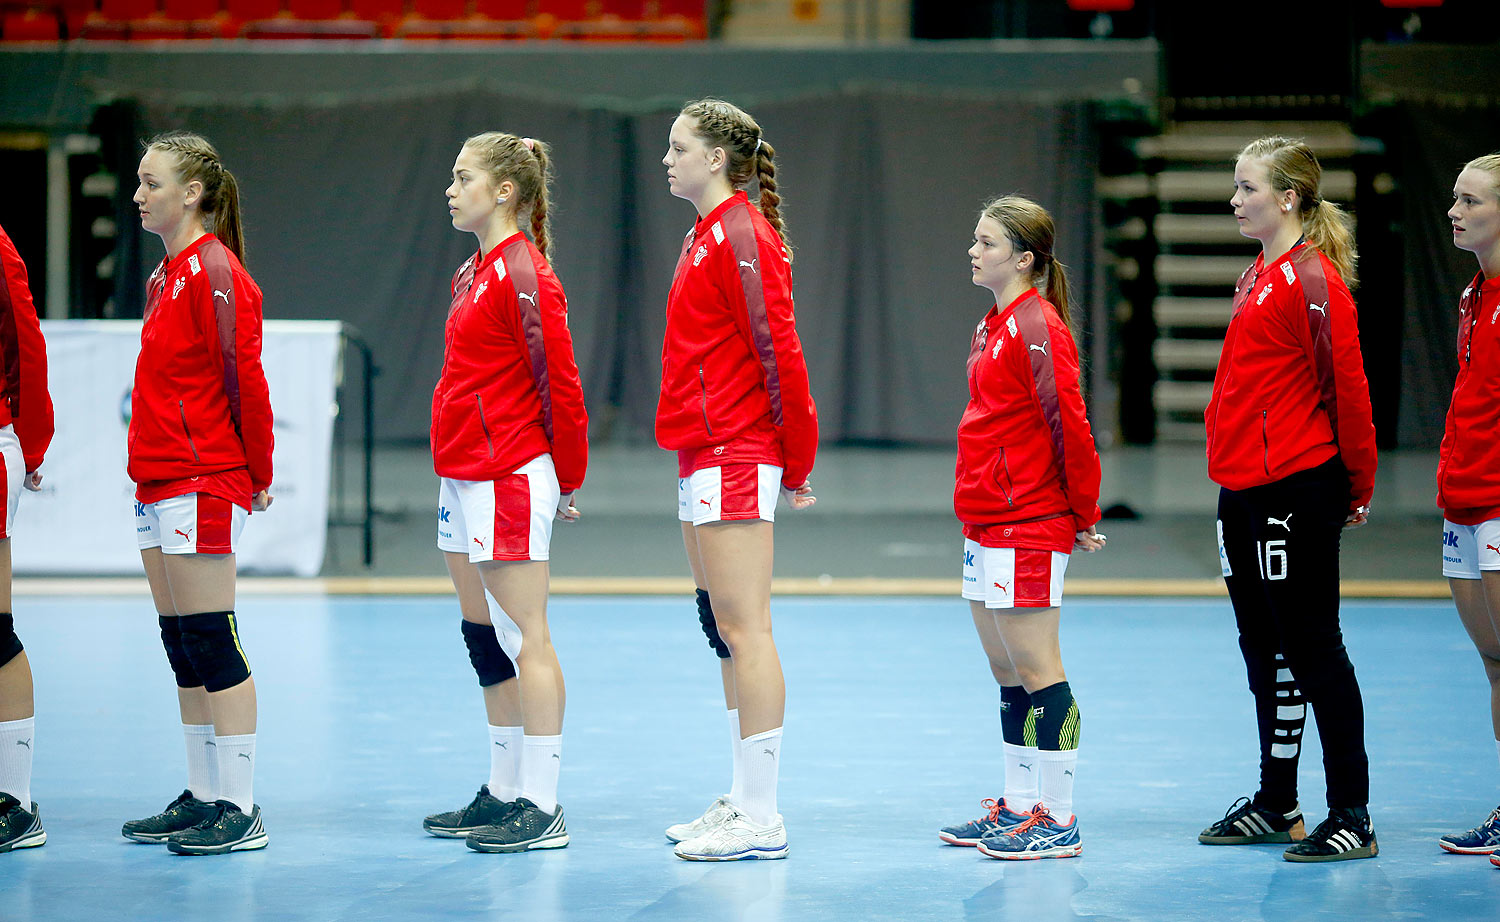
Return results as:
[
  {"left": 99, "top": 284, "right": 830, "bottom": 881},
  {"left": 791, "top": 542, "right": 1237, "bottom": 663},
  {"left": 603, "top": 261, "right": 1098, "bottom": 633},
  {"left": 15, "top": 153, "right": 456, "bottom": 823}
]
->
[
  {"left": 438, "top": 454, "right": 559, "bottom": 563},
  {"left": 677, "top": 463, "right": 781, "bottom": 526},
  {"left": 135, "top": 492, "right": 248, "bottom": 555},
  {"left": 0, "top": 425, "right": 23, "bottom": 539},
  {"left": 961, "top": 539, "right": 1069, "bottom": 609},
  {"left": 1442, "top": 517, "right": 1500, "bottom": 579}
]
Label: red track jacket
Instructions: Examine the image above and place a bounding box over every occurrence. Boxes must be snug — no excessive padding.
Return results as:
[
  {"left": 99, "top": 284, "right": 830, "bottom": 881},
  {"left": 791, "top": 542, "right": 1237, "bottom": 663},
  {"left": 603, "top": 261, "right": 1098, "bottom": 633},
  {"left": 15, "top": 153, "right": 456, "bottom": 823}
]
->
[
  {"left": 128, "top": 234, "right": 274, "bottom": 509},
  {"left": 431, "top": 232, "right": 588, "bottom": 492},
  {"left": 1437, "top": 272, "right": 1500, "bottom": 525},
  {"left": 1205, "top": 243, "right": 1377, "bottom": 513},
  {"left": 954, "top": 289, "right": 1101, "bottom": 552},
  {"left": 0, "top": 225, "right": 53, "bottom": 473},
  {"left": 656, "top": 192, "right": 818, "bottom": 488}
]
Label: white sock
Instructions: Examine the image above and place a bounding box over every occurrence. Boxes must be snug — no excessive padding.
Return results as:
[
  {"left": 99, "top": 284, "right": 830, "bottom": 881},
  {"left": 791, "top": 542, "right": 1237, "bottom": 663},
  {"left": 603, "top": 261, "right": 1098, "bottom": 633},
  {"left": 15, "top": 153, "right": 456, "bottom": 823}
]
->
[
  {"left": 0, "top": 717, "right": 34, "bottom": 807},
  {"left": 1038, "top": 748, "right": 1078, "bottom": 823},
  {"left": 1002, "top": 741, "right": 1040, "bottom": 810},
  {"left": 215, "top": 733, "right": 256, "bottom": 812},
  {"left": 488, "top": 725, "right": 523, "bottom": 801},
  {"left": 727, "top": 709, "right": 744, "bottom": 804},
  {"left": 738, "top": 727, "right": 782, "bottom": 826},
  {"left": 519, "top": 734, "right": 562, "bottom": 815},
  {"left": 183, "top": 723, "right": 218, "bottom": 802}
]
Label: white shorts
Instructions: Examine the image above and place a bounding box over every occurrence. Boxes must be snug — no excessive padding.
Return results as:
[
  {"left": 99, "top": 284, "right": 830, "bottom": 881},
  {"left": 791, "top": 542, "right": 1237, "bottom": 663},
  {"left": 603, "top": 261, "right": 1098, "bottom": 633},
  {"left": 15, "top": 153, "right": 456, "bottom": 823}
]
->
[
  {"left": 961, "top": 539, "right": 1069, "bottom": 609},
  {"left": 136, "top": 493, "right": 248, "bottom": 555},
  {"left": 0, "top": 426, "right": 23, "bottom": 539},
  {"left": 677, "top": 463, "right": 781, "bottom": 525},
  {"left": 438, "top": 454, "right": 559, "bottom": 563},
  {"left": 1442, "top": 517, "right": 1500, "bottom": 579}
]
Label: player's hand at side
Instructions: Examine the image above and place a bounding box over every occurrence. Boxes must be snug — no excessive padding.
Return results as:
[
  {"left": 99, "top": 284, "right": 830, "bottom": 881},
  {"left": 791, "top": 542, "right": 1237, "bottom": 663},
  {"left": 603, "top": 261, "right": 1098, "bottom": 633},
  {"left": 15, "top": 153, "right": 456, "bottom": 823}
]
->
[
  {"left": 781, "top": 480, "right": 816, "bottom": 511},
  {"left": 253, "top": 490, "right": 273, "bottom": 512},
  {"left": 1344, "top": 505, "right": 1369, "bottom": 529},
  {"left": 1074, "top": 526, "right": 1106, "bottom": 552},
  {"left": 23, "top": 470, "right": 42, "bottom": 492},
  {"left": 556, "top": 492, "right": 581, "bottom": 522}
]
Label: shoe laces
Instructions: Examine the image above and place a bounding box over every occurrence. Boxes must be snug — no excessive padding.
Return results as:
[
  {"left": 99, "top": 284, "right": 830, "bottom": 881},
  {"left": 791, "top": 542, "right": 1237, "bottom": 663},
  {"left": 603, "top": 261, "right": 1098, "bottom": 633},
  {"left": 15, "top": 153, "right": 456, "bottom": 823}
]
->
[
  {"left": 1006, "top": 807, "right": 1054, "bottom": 836},
  {"left": 1220, "top": 796, "right": 1254, "bottom": 821},
  {"left": 980, "top": 798, "right": 1003, "bottom": 822}
]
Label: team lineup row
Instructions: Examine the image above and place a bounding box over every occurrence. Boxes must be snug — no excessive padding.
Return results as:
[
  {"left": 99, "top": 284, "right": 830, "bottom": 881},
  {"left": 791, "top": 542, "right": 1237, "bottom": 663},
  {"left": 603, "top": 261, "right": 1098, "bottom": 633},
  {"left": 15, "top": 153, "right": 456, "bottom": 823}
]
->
[{"left": 0, "top": 101, "right": 1498, "bottom": 870}]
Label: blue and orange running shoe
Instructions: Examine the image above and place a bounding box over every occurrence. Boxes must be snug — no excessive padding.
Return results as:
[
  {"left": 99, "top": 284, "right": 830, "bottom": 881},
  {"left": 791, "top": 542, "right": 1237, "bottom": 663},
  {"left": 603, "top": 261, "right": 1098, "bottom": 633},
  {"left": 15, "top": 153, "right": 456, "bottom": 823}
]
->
[
  {"left": 939, "top": 798, "right": 1032, "bottom": 847},
  {"left": 976, "top": 807, "right": 1081, "bottom": 860},
  {"left": 1441, "top": 806, "right": 1500, "bottom": 855}
]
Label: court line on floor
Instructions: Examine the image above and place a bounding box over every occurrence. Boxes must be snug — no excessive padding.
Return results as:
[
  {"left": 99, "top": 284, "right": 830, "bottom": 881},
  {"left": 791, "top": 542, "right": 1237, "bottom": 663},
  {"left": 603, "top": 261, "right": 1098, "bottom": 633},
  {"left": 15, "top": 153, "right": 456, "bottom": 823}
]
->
[{"left": 11, "top": 576, "right": 1451, "bottom": 598}]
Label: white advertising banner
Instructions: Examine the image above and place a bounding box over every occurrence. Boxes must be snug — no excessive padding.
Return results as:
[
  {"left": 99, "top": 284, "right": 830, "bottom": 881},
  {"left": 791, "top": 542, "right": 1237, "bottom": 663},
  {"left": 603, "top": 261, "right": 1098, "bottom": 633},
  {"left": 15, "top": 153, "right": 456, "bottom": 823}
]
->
[{"left": 13, "top": 320, "right": 341, "bottom": 576}]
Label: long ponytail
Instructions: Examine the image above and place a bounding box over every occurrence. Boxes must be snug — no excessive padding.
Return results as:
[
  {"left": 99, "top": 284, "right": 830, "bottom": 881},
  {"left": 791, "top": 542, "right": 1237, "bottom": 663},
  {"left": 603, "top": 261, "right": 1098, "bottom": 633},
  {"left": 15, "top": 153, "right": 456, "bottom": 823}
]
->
[
  {"left": 981, "top": 195, "right": 1072, "bottom": 332},
  {"left": 145, "top": 131, "right": 247, "bottom": 265},
  {"left": 1237, "top": 136, "right": 1358, "bottom": 287}
]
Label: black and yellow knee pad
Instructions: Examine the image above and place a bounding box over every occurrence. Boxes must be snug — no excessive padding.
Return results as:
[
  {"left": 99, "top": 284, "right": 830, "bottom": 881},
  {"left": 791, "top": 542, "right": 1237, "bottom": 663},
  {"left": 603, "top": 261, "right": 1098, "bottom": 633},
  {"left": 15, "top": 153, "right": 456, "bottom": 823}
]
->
[{"left": 177, "top": 610, "right": 252, "bottom": 693}]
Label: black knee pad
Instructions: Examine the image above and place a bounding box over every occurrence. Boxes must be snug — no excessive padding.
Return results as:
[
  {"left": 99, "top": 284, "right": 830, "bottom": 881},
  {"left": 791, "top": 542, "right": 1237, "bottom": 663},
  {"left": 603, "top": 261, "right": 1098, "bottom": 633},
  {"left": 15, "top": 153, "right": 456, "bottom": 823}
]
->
[
  {"left": 159, "top": 615, "right": 203, "bottom": 689},
  {"left": 0, "top": 613, "right": 21, "bottom": 669},
  {"left": 462, "top": 619, "right": 516, "bottom": 687},
  {"left": 696, "top": 589, "right": 731, "bottom": 659},
  {"left": 177, "top": 610, "right": 252, "bottom": 693}
]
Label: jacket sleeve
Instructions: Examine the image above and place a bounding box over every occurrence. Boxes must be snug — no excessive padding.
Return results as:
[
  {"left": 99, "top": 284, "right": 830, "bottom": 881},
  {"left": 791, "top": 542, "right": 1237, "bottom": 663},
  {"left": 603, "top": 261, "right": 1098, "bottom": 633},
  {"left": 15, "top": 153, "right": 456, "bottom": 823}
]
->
[
  {"left": 721, "top": 222, "right": 819, "bottom": 488},
  {"left": 0, "top": 230, "right": 52, "bottom": 472},
  {"left": 1298, "top": 260, "right": 1377, "bottom": 512},
  {"left": 228, "top": 275, "right": 274, "bottom": 495},
  {"left": 524, "top": 271, "right": 589, "bottom": 494},
  {"left": 1020, "top": 309, "right": 1102, "bottom": 531}
]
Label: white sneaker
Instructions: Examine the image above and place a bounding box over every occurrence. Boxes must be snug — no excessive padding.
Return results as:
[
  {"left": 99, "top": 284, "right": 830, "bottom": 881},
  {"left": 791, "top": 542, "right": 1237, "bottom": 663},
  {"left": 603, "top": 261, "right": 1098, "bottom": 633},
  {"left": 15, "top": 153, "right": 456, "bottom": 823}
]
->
[
  {"left": 665, "top": 796, "right": 735, "bottom": 843},
  {"left": 673, "top": 808, "right": 788, "bottom": 861}
]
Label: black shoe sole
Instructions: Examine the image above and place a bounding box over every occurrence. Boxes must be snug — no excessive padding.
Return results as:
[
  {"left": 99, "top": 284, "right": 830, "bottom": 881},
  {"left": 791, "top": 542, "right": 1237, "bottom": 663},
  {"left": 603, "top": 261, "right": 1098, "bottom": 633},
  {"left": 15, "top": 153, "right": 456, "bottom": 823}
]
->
[
  {"left": 1284, "top": 838, "right": 1378, "bottom": 862},
  {"left": 424, "top": 824, "right": 490, "bottom": 839},
  {"left": 466, "top": 832, "right": 569, "bottom": 853},
  {"left": 167, "top": 832, "right": 269, "bottom": 855},
  {"left": 123, "top": 829, "right": 182, "bottom": 843},
  {"left": 1199, "top": 831, "right": 1297, "bottom": 845}
]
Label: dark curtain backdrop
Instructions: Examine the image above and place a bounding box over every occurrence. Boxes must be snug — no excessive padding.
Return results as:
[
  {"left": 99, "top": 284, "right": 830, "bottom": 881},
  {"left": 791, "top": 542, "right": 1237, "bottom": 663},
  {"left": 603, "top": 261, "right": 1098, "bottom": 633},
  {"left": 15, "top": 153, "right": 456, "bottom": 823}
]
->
[
  {"left": 1395, "top": 102, "right": 1500, "bottom": 448},
  {"left": 134, "top": 89, "right": 1098, "bottom": 444}
]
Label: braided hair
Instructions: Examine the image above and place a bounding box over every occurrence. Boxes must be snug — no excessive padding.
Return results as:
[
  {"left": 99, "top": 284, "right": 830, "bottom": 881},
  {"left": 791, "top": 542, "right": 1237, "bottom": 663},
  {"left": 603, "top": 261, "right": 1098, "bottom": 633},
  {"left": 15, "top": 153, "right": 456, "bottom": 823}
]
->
[
  {"left": 144, "top": 131, "right": 246, "bottom": 264},
  {"left": 680, "top": 97, "right": 790, "bottom": 259},
  {"left": 462, "top": 131, "right": 555, "bottom": 261}
]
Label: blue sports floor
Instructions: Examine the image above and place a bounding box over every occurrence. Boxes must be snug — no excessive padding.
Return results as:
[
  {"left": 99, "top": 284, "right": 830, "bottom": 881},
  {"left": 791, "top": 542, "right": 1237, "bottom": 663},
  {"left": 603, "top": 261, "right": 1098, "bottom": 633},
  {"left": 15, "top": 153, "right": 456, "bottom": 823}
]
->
[{"left": 3, "top": 594, "right": 1499, "bottom": 921}]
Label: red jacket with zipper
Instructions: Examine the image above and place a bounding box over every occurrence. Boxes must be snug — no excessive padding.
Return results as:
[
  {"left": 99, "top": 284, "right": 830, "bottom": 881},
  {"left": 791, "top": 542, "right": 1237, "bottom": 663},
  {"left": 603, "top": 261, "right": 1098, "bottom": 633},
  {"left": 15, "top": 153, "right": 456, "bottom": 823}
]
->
[
  {"left": 0, "top": 224, "right": 53, "bottom": 473},
  {"left": 128, "top": 234, "right": 273, "bottom": 509},
  {"left": 655, "top": 191, "right": 818, "bottom": 488},
  {"left": 1204, "top": 243, "right": 1376, "bottom": 513},
  {"left": 1437, "top": 272, "right": 1500, "bottom": 525},
  {"left": 954, "top": 289, "right": 1101, "bottom": 552},
  {"left": 431, "top": 232, "right": 588, "bottom": 492}
]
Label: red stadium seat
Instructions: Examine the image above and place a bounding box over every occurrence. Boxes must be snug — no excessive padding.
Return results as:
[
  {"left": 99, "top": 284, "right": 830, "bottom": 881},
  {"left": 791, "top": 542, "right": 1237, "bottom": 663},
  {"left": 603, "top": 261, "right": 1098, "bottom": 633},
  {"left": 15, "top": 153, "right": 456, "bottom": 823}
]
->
[
  {"left": 472, "top": 0, "right": 525, "bottom": 18},
  {"left": 162, "top": 0, "right": 220, "bottom": 19},
  {"left": 410, "top": 0, "right": 463, "bottom": 19},
  {"left": 2, "top": 9, "right": 63, "bottom": 40},
  {"left": 286, "top": 0, "right": 343, "bottom": 18},
  {"left": 224, "top": 0, "right": 281, "bottom": 20},
  {"left": 99, "top": 0, "right": 157, "bottom": 19},
  {"left": 348, "top": 0, "right": 403, "bottom": 24},
  {"left": 1065, "top": 0, "right": 1133, "bottom": 9}
]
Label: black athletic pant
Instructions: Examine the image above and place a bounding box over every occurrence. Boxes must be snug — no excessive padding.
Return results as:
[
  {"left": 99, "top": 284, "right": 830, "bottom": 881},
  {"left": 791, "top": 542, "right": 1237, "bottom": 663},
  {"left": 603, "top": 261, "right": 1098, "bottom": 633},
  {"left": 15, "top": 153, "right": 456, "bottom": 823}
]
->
[{"left": 1217, "top": 458, "right": 1369, "bottom": 810}]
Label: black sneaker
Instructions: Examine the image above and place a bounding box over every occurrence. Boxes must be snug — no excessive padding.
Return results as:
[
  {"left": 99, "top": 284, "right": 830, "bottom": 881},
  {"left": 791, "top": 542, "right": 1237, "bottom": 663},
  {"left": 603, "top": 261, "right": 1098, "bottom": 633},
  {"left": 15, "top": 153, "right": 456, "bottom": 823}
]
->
[
  {"left": 0, "top": 795, "right": 45, "bottom": 852},
  {"left": 1284, "top": 807, "right": 1378, "bottom": 862},
  {"left": 423, "top": 784, "right": 517, "bottom": 838},
  {"left": 465, "top": 797, "right": 568, "bottom": 853},
  {"left": 122, "top": 790, "right": 219, "bottom": 843},
  {"left": 165, "top": 801, "right": 268, "bottom": 855},
  {"left": 1199, "top": 796, "right": 1306, "bottom": 845}
]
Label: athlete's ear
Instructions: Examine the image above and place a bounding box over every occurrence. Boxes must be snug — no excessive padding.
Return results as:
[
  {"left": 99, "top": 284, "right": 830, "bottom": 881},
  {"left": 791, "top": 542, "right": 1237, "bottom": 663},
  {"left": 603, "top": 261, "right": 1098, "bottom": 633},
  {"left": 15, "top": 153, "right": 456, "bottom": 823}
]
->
[
  {"left": 183, "top": 180, "right": 204, "bottom": 210},
  {"left": 1015, "top": 249, "right": 1035, "bottom": 274},
  {"left": 708, "top": 146, "right": 726, "bottom": 174}
]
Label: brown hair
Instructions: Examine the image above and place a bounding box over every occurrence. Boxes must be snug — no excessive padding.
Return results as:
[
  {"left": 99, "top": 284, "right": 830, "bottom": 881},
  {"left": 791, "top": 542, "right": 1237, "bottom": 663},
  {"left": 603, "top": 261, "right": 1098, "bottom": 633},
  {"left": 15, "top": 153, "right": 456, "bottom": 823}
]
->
[
  {"left": 145, "top": 131, "right": 246, "bottom": 264},
  {"left": 462, "top": 131, "right": 555, "bottom": 260},
  {"left": 1237, "top": 136, "right": 1358, "bottom": 287},
  {"left": 680, "top": 97, "right": 789, "bottom": 258},
  {"left": 981, "top": 195, "right": 1073, "bottom": 330}
]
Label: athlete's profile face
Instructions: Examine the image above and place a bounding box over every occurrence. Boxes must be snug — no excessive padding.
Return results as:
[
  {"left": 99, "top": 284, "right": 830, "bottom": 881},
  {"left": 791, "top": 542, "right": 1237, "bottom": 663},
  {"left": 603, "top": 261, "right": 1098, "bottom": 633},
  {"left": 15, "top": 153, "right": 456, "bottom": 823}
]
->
[
  {"left": 1449, "top": 167, "right": 1500, "bottom": 256},
  {"left": 133, "top": 148, "right": 197, "bottom": 240},
  {"left": 663, "top": 115, "right": 720, "bottom": 203},
  {"left": 969, "top": 217, "right": 1031, "bottom": 295},
  {"left": 446, "top": 146, "right": 501, "bottom": 235},
  {"left": 1231, "top": 157, "right": 1292, "bottom": 242}
]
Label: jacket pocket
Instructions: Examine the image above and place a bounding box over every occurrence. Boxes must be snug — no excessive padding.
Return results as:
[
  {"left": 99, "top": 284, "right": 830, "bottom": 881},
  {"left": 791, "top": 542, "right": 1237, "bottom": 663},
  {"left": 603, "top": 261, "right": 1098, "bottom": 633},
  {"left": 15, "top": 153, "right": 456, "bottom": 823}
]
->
[
  {"left": 178, "top": 401, "right": 201, "bottom": 463},
  {"left": 475, "top": 394, "right": 495, "bottom": 459},
  {"left": 698, "top": 364, "right": 714, "bottom": 437},
  {"left": 991, "top": 446, "right": 1015, "bottom": 507}
]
